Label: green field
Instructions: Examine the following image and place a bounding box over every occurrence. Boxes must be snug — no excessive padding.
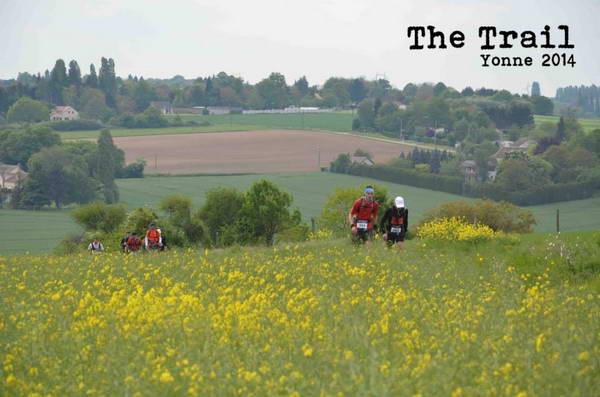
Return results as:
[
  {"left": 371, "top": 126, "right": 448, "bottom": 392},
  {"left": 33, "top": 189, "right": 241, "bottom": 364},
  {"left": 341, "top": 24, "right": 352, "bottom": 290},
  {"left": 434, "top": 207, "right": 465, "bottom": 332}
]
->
[
  {"left": 2, "top": 172, "right": 599, "bottom": 255},
  {"left": 170, "top": 112, "right": 355, "bottom": 132},
  {"left": 534, "top": 114, "right": 600, "bottom": 132},
  {"left": 0, "top": 209, "right": 82, "bottom": 255},
  {"left": 59, "top": 124, "right": 268, "bottom": 140}
]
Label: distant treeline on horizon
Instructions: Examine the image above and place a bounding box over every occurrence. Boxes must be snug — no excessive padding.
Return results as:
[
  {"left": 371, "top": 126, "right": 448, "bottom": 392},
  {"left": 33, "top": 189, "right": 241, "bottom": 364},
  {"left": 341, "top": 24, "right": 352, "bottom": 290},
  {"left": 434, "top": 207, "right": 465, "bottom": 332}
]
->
[{"left": 0, "top": 57, "right": 597, "bottom": 118}]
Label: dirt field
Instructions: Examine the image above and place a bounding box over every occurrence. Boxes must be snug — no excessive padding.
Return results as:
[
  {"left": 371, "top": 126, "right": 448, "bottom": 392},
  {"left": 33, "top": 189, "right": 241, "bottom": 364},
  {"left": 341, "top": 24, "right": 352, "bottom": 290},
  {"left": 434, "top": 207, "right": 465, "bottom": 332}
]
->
[{"left": 114, "top": 129, "right": 414, "bottom": 174}]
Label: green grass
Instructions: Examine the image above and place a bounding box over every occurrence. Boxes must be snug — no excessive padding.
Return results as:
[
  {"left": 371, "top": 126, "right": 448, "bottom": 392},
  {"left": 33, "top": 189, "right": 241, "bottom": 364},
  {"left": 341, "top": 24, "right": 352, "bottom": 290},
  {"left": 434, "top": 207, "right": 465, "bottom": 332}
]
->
[
  {"left": 0, "top": 209, "right": 82, "bottom": 255},
  {"left": 170, "top": 112, "right": 355, "bottom": 132},
  {"left": 2, "top": 172, "right": 600, "bottom": 255},
  {"left": 534, "top": 114, "right": 600, "bottom": 132},
  {"left": 59, "top": 124, "right": 268, "bottom": 140}
]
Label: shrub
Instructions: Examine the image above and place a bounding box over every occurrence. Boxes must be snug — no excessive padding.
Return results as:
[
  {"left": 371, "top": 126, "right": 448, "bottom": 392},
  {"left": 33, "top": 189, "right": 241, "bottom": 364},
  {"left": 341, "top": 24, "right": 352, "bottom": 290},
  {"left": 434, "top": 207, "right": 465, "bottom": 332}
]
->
[
  {"left": 416, "top": 217, "right": 501, "bottom": 243},
  {"left": 71, "top": 202, "right": 127, "bottom": 233},
  {"left": 420, "top": 199, "right": 536, "bottom": 233}
]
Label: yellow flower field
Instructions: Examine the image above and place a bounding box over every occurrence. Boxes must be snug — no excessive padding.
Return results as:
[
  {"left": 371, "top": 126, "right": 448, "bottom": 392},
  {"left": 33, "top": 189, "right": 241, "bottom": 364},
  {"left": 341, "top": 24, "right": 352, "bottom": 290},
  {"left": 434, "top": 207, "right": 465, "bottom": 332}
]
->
[{"left": 1, "top": 239, "right": 599, "bottom": 396}]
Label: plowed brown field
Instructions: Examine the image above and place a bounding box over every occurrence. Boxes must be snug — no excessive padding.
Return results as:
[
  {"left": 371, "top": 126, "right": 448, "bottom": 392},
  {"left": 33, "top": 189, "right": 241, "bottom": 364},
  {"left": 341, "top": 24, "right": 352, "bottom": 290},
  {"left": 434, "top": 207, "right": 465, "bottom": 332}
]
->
[{"left": 114, "top": 129, "right": 413, "bottom": 174}]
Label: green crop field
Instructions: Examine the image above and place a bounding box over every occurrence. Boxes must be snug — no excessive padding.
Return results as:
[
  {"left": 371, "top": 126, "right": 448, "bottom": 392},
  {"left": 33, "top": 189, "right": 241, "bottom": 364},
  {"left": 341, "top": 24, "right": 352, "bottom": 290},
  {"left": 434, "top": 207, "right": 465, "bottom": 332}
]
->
[
  {"left": 169, "top": 112, "right": 355, "bottom": 132},
  {"left": 534, "top": 114, "right": 600, "bottom": 132},
  {"left": 0, "top": 209, "right": 82, "bottom": 255},
  {"left": 59, "top": 124, "right": 268, "bottom": 140},
  {"left": 2, "top": 172, "right": 599, "bottom": 255}
]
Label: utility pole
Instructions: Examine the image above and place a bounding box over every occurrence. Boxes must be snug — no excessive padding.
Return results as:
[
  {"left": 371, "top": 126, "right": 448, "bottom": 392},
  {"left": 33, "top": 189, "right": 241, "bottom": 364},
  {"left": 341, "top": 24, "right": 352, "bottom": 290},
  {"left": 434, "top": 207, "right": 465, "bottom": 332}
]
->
[
  {"left": 317, "top": 145, "right": 320, "bottom": 171},
  {"left": 154, "top": 154, "right": 157, "bottom": 169}
]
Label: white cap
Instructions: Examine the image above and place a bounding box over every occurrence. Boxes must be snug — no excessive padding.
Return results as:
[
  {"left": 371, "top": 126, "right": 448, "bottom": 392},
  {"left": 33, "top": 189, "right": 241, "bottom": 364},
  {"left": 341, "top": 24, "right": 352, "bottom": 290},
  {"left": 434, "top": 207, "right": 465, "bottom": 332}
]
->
[{"left": 394, "top": 196, "right": 405, "bottom": 208}]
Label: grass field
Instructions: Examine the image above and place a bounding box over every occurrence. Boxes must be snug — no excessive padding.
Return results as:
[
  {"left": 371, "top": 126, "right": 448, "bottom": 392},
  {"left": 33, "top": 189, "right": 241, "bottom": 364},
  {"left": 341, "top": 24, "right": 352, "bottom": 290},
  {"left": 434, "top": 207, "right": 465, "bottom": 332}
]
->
[
  {"left": 534, "top": 114, "right": 600, "bottom": 132},
  {"left": 59, "top": 124, "right": 267, "bottom": 140},
  {"left": 2, "top": 172, "right": 600, "bottom": 255},
  {"left": 0, "top": 209, "right": 82, "bottom": 255},
  {"left": 170, "top": 112, "right": 355, "bottom": 132},
  {"left": 1, "top": 233, "right": 598, "bottom": 395}
]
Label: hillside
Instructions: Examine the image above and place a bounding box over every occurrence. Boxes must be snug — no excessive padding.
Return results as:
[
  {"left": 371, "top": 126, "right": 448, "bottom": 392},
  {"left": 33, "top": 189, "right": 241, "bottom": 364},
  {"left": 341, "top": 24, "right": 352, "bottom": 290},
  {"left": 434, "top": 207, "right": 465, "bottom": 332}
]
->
[
  {"left": 1, "top": 232, "right": 598, "bottom": 395},
  {"left": 2, "top": 172, "right": 600, "bottom": 255}
]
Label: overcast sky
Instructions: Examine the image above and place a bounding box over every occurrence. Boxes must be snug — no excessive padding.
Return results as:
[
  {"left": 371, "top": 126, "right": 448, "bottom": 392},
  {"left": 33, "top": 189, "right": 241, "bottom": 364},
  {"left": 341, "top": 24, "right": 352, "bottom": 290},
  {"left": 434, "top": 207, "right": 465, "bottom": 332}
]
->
[{"left": 1, "top": 0, "right": 598, "bottom": 96}]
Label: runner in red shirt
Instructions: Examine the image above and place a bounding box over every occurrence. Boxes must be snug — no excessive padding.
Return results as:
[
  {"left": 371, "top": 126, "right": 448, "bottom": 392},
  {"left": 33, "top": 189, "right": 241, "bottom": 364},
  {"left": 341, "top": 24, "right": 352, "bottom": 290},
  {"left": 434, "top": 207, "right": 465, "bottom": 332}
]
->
[{"left": 348, "top": 186, "right": 379, "bottom": 243}]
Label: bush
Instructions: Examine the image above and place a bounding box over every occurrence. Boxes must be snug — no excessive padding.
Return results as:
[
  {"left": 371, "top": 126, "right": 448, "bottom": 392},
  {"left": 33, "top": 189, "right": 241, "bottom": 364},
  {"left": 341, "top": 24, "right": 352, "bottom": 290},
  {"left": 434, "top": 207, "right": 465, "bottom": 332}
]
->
[
  {"left": 125, "top": 207, "right": 159, "bottom": 236},
  {"left": 46, "top": 119, "right": 103, "bottom": 131},
  {"left": 420, "top": 199, "right": 536, "bottom": 233},
  {"left": 117, "top": 159, "right": 145, "bottom": 178},
  {"left": 416, "top": 217, "right": 502, "bottom": 243},
  {"left": 71, "top": 202, "right": 127, "bottom": 233}
]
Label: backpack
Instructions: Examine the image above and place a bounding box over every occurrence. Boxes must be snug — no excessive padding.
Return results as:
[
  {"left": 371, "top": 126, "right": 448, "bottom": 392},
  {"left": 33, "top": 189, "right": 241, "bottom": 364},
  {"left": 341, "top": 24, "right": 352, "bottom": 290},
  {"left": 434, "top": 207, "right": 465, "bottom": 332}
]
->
[{"left": 148, "top": 229, "right": 161, "bottom": 242}]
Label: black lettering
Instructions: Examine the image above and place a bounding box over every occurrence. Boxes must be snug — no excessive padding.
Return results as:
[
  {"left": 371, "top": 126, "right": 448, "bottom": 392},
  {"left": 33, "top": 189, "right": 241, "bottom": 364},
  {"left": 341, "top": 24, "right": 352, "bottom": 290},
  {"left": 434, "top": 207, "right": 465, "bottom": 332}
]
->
[
  {"left": 427, "top": 26, "right": 447, "bottom": 49},
  {"left": 524, "top": 56, "right": 533, "bottom": 66},
  {"left": 521, "top": 31, "right": 537, "bottom": 48},
  {"left": 480, "top": 54, "right": 491, "bottom": 66},
  {"left": 558, "top": 25, "right": 574, "bottom": 48},
  {"left": 479, "top": 26, "right": 497, "bottom": 50},
  {"left": 499, "top": 30, "right": 518, "bottom": 48},
  {"left": 449, "top": 31, "right": 465, "bottom": 48},
  {"left": 541, "top": 25, "right": 555, "bottom": 49},
  {"left": 407, "top": 26, "right": 426, "bottom": 49}
]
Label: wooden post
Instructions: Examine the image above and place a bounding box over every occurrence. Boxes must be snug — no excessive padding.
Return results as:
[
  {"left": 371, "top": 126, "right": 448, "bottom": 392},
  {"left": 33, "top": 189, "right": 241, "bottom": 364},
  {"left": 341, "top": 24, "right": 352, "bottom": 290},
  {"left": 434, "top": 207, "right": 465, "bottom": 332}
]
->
[
  {"left": 556, "top": 209, "right": 560, "bottom": 233},
  {"left": 311, "top": 217, "right": 316, "bottom": 233},
  {"left": 154, "top": 154, "right": 158, "bottom": 169}
]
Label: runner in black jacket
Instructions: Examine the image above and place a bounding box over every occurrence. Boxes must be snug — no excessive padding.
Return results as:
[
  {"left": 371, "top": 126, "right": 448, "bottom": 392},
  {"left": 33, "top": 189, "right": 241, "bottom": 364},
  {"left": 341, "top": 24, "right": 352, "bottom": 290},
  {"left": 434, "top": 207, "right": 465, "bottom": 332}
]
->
[{"left": 380, "top": 196, "right": 408, "bottom": 249}]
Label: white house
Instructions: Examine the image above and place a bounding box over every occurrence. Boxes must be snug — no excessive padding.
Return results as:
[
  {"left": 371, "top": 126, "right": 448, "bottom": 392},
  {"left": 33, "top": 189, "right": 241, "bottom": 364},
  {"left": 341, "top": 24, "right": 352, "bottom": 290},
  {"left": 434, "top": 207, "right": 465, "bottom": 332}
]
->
[
  {"left": 0, "top": 163, "right": 27, "bottom": 190},
  {"left": 50, "top": 106, "right": 79, "bottom": 121}
]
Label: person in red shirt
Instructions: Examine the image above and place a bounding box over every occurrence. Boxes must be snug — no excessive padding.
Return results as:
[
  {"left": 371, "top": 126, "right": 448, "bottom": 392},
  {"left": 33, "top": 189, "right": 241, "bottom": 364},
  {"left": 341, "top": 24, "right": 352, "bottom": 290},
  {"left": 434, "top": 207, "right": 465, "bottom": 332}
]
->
[
  {"left": 126, "top": 232, "right": 142, "bottom": 253},
  {"left": 348, "top": 186, "right": 379, "bottom": 243}
]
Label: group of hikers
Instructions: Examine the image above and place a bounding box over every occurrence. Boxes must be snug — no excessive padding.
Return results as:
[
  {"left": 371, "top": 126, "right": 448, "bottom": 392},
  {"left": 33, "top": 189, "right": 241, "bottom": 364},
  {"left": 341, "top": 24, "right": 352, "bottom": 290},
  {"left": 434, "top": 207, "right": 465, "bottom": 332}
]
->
[
  {"left": 89, "top": 185, "right": 406, "bottom": 252},
  {"left": 87, "top": 223, "right": 167, "bottom": 253},
  {"left": 349, "top": 185, "right": 408, "bottom": 248}
]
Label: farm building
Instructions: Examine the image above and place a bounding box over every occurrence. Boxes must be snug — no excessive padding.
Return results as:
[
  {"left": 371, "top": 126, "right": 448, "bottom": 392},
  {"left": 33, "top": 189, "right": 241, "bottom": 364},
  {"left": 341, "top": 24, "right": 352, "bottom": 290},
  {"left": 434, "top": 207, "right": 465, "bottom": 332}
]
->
[{"left": 50, "top": 106, "right": 79, "bottom": 121}]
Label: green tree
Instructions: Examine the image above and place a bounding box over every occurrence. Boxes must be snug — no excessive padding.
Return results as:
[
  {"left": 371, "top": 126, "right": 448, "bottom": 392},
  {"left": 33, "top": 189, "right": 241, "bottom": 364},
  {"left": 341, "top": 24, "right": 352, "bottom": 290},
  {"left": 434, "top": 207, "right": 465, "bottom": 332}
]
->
[
  {"left": 531, "top": 95, "right": 553, "bottom": 115},
  {"left": 49, "top": 59, "right": 67, "bottom": 104},
  {"left": 159, "top": 194, "right": 207, "bottom": 245},
  {"left": 80, "top": 88, "right": 112, "bottom": 121},
  {"left": 198, "top": 187, "right": 244, "bottom": 246},
  {"left": 86, "top": 64, "right": 98, "bottom": 88},
  {"left": 256, "top": 73, "right": 290, "bottom": 109},
  {"left": 71, "top": 201, "right": 127, "bottom": 232},
  {"left": 293, "top": 76, "right": 309, "bottom": 97},
  {"left": 6, "top": 97, "right": 49, "bottom": 123},
  {"left": 531, "top": 81, "right": 541, "bottom": 96},
  {"left": 330, "top": 153, "right": 352, "bottom": 173},
  {"left": 237, "top": 179, "right": 299, "bottom": 245},
  {"left": 94, "top": 129, "right": 120, "bottom": 203},
  {"left": 67, "top": 60, "right": 82, "bottom": 86},
  {"left": 357, "top": 100, "right": 375, "bottom": 129},
  {"left": 25, "top": 146, "right": 99, "bottom": 208},
  {"left": 98, "top": 57, "right": 117, "bottom": 107},
  {"left": 0, "top": 125, "right": 60, "bottom": 169}
]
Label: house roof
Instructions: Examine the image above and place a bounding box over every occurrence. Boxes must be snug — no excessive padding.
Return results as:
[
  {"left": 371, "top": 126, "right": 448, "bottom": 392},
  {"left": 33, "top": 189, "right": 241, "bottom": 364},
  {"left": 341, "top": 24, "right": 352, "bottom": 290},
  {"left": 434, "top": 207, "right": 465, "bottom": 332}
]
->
[
  {"left": 0, "top": 163, "right": 27, "bottom": 186},
  {"left": 51, "top": 105, "right": 77, "bottom": 114},
  {"left": 350, "top": 156, "right": 374, "bottom": 165}
]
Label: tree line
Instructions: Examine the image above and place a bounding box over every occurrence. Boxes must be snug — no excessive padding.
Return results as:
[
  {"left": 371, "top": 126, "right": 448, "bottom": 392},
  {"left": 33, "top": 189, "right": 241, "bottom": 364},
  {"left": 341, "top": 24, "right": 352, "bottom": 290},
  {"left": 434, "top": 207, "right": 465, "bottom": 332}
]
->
[
  {"left": 555, "top": 85, "right": 600, "bottom": 117},
  {"left": 0, "top": 126, "right": 145, "bottom": 209}
]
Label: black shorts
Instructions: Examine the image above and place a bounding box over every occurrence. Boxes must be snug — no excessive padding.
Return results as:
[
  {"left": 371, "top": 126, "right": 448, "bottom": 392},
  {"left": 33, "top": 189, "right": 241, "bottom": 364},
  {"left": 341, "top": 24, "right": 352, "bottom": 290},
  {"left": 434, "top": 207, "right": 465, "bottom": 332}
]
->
[{"left": 387, "top": 231, "right": 405, "bottom": 242}]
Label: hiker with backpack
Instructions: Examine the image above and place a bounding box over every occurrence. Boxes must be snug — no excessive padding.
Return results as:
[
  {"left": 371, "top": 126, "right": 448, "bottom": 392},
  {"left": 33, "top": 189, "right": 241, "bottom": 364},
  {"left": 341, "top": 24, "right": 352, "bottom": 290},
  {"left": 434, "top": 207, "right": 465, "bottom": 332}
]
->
[
  {"left": 348, "top": 186, "right": 379, "bottom": 244},
  {"left": 87, "top": 238, "right": 104, "bottom": 253},
  {"left": 144, "top": 223, "right": 163, "bottom": 251},
  {"left": 125, "top": 232, "right": 143, "bottom": 253},
  {"left": 380, "top": 196, "right": 408, "bottom": 249}
]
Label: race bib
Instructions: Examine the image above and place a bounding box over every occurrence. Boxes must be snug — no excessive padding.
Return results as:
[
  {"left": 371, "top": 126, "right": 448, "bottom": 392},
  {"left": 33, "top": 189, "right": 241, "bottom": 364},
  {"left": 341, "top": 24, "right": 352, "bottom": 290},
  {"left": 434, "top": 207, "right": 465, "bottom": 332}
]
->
[
  {"left": 391, "top": 226, "right": 402, "bottom": 233},
  {"left": 357, "top": 221, "right": 368, "bottom": 230}
]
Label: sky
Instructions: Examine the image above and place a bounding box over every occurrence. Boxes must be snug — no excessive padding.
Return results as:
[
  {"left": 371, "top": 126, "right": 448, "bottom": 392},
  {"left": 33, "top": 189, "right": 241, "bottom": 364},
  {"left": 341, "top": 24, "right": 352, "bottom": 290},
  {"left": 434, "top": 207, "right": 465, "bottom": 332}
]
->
[{"left": 1, "top": 0, "right": 598, "bottom": 97}]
